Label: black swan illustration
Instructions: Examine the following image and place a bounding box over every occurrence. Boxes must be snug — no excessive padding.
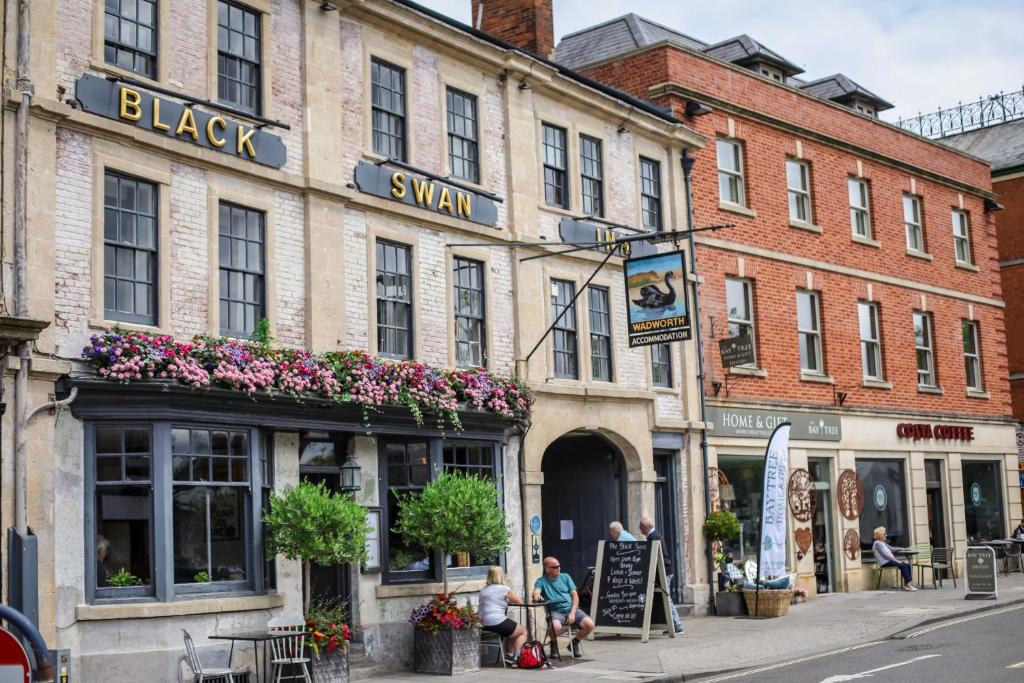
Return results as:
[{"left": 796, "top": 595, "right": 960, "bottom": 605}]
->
[{"left": 632, "top": 271, "right": 676, "bottom": 309}]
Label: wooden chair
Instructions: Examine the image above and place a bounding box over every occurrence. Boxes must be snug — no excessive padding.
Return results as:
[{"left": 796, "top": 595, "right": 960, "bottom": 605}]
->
[
  {"left": 911, "top": 544, "right": 934, "bottom": 588},
  {"left": 930, "top": 547, "right": 957, "bottom": 588},
  {"left": 182, "top": 629, "right": 246, "bottom": 683},
  {"left": 268, "top": 616, "right": 312, "bottom": 683}
]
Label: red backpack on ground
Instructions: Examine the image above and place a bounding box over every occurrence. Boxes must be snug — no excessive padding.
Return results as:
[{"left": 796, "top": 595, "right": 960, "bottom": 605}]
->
[{"left": 517, "top": 640, "right": 547, "bottom": 669}]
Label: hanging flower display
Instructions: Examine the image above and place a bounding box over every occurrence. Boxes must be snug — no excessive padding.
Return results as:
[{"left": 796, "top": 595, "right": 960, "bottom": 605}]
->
[{"left": 81, "top": 330, "right": 533, "bottom": 429}]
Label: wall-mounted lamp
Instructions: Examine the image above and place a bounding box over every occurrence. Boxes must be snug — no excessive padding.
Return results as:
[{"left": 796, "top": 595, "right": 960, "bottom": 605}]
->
[
  {"left": 685, "top": 100, "right": 713, "bottom": 117},
  {"left": 984, "top": 198, "right": 1005, "bottom": 213},
  {"left": 319, "top": 1, "right": 338, "bottom": 10},
  {"left": 518, "top": 80, "right": 533, "bottom": 91},
  {"left": 711, "top": 380, "right": 723, "bottom": 397},
  {"left": 339, "top": 452, "right": 362, "bottom": 493},
  {"left": 616, "top": 124, "right": 628, "bottom": 135},
  {"left": 835, "top": 390, "right": 848, "bottom": 407}
]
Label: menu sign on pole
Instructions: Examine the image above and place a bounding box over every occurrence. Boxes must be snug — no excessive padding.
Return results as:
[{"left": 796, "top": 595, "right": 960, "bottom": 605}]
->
[
  {"left": 591, "top": 540, "right": 674, "bottom": 642},
  {"left": 964, "top": 546, "right": 997, "bottom": 599}
]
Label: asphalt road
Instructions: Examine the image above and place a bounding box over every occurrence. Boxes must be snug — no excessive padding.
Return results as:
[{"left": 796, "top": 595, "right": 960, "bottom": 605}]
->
[{"left": 694, "top": 603, "right": 1024, "bottom": 683}]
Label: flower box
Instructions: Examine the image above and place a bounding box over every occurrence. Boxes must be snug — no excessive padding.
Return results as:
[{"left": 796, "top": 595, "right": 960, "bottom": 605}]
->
[{"left": 413, "top": 626, "right": 480, "bottom": 675}]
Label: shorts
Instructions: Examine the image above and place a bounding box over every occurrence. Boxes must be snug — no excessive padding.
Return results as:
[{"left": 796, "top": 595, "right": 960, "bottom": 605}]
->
[
  {"left": 549, "top": 608, "right": 588, "bottom": 627},
  {"left": 483, "top": 618, "right": 519, "bottom": 638}
]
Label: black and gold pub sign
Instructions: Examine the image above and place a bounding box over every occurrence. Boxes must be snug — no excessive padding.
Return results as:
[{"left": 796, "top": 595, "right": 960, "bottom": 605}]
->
[{"left": 354, "top": 161, "right": 499, "bottom": 227}]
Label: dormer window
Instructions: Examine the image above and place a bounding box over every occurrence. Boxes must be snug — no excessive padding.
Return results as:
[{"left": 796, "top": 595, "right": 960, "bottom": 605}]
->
[
  {"left": 755, "top": 64, "right": 784, "bottom": 82},
  {"left": 855, "top": 103, "right": 876, "bottom": 118}
]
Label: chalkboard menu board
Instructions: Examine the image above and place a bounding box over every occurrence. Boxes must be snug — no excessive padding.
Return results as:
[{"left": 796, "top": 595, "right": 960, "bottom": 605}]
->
[
  {"left": 965, "top": 546, "right": 997, "bottom": 599},
  {"left": 591, "top": 540, "right": 674, "bottom": 642}
]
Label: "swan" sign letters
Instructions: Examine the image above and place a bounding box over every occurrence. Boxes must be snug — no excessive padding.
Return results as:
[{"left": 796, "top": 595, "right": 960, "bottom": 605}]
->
[{"left": 623, "top": 250, "right": 691, "bottom": 347}]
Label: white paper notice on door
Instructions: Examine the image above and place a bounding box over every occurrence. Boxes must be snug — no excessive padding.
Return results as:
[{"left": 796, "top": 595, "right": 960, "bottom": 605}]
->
[{"left": 560, "top": 520, "right": 574, "bottom": 540}]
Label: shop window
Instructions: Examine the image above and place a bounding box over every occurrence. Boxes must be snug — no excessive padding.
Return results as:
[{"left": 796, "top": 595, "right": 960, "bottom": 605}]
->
[
  {"left": 217, "top": 0, "right": 261, "bottom": 114},
  {"left": 542, "top": 123, "right": 568, "bottom": 208},
  {"left": 718, "top": 456, "right": 766, "bottom": 567},
  {"left": 962, "top": 320, "right": 983, "bottom": 391},
  {"left": 551, "top": 279, "right": 579, "bottom": 379},
  {"left": 376, "top": 240, "right": 413, "bottom": 359},
  {"left": 913, "top": 311, "right": 936, "bottom": 387},
  {"left": 848, "top": 178, "right": 871, "bottom": 239},
  {"left": 651, "top": 343, "right": 672, "bottom": 388},
  {"left": 639, "top": 157, "right": 662, "bottom": 231},
  {"left": 104, "top": 171, "right": 158, "bottom": 325},
  {"left": 796, "top": 289, "right": 823, "bottom": 374},
  {"left": 105, "top": 0, "right": 157, "bottom": 79},
  {"left": 952, "top": 209, "right": 972, "bottom": 265},
  {"left": 446, "top": 88, "right": 479, "bottom": 183},
  {"left": 218, "top": 202, "right": 265, "bottom": 338},
  {"left": 453, "top": 257, "right": 486, "bottom": 369},
  {"left": 962, "top": 461, "right": 1005, "bottom": 543},
  {"left": 786, "top": 159, "right": 812, "bottom": 224},
  {"left": 716, "top": 138, "right": 746, "bottom": 206},
  {"left": 371, "top": 58, "right": 407, "bottom": 161},
  {"left": 588, "top": 286, "right": 613, "bottom": 382},
  {"left": 903, "top": 194, "right": 925, "bottom": 253},
  {"left": 856, "top": 458, "right": 909, "bottom": 556},
  {"left": 858, "top": 301, "right": 883, "bottom": 380},
  {"left": 580, "top": 135, "right": 604, "bottom": 217},
  {"left": 87, "top": 422, "right": 267, "bottom": 603},
  {"left": 380, "top": 439, "right": 500, "bottom": 584}
]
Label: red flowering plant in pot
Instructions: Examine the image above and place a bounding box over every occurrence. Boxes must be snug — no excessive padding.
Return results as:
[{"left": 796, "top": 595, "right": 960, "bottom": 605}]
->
[
  {"left": 304, "top": 600, "right": 353, "bottom": 682},
  {"left": 408, "top": 593, "right": 480, "bottom": 634}
]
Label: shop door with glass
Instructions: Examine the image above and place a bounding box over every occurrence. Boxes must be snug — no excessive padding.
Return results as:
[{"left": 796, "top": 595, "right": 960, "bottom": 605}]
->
[
  {"left": 299, "top": 438, "right": 352, "bottom": 610},
  {"left": 809, "top": 459, "right": 834, "bottom": 594},
  {"left": 924, "top": 460, "right": 946, "bottom": 549}
]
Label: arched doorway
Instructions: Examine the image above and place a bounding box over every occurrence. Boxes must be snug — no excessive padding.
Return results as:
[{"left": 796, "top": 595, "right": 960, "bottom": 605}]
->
[{"left": 541, "top": 432, "right": 627, "bottom": 585}]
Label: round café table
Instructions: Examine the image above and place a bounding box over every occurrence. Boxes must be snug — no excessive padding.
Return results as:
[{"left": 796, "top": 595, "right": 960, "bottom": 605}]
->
[{"left": 506, "top": 601, "right": 551, "bottom": 642}]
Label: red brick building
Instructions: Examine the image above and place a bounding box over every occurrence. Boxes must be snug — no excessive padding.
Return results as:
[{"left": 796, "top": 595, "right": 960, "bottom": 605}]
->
[{"left": 476, "top": 4, "right": 1018, "bottom": 596}]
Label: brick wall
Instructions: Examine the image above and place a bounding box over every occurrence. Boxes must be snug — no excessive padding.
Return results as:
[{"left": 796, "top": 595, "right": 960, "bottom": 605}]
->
[
  {"left": 995, "top": 175, "right": 1024, "bottom": 419},
  {"left": 471, "top": 0, "right": 554, "bottom": 58},
  {"left": 168, "top": 163, "right": 209, "bottom": 339},
  {"left": 53, "top": 130, "right": 93, "bottom": 358}
]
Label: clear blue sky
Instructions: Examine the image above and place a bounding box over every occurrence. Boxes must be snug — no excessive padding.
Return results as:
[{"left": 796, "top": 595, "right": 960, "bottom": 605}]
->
[{"left": 417, "top": 0, "right": 1024, "bottom": 122}]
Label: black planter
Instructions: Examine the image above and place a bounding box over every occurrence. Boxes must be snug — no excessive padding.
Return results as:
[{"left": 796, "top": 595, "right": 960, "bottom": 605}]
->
[
  {"left": 715, "top": 590, "right": 747, "bottom": 616},
  {"left": 413, "top": 627, "right": 480, "bottom": 675},
  {"left": 311, "top": 648, "right": 349, "bottom": 683}
]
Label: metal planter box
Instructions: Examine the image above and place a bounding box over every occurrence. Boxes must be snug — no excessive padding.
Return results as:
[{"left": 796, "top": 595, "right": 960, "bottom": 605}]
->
[
  {"left": 311, "top": 648, "right": 349, "bottom": 683},
  {"left": 413, "top": 627, "right": 480, "bottom": 675}
]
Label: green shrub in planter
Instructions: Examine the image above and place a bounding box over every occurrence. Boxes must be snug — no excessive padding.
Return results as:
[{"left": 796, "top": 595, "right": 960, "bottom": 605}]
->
[{"left": 703, "top": 510, "right": 741, "bottom": 544}]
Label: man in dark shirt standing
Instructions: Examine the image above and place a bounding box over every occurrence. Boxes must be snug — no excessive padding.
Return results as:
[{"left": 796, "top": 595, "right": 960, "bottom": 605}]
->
[{"left": 639, "top": 515, "right": 683, "bottom": 634}]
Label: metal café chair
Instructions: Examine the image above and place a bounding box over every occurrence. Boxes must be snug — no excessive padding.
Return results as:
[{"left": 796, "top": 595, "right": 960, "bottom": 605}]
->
[
  {"left": 182, "top": 629, "right": 246, "bottom": 683},
  {"left": 267, "top": 616, "right": 313, "bottom": 683},
  {"left": 1004, "top": 541, "right": 1024, "bottom": 575},
  {"left": 929, "top": 547, "right": 957, "bottom": 588}
]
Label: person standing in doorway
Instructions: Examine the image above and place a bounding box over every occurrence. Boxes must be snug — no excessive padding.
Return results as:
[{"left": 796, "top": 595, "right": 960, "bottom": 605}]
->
[
  {"left": 608, "top": 521, "right": 637, "bottom": 541},
  {"left": 639, "top": 515, "right": 684, "bottom": 634}
]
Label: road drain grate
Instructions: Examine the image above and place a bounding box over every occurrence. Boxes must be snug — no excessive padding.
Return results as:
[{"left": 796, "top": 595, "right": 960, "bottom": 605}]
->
[{"left": 897, "top": 644, "right": 944, "bottom": 652}]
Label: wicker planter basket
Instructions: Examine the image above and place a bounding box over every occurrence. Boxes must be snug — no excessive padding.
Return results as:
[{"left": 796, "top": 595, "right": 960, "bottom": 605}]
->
[
  {"left": 311, "top": 648, "right": 349, "bottom": 683},
  {"left": 413, "top": 626, "right": 480, "bottom": 675},
  {"left": 714, "top": 590, "right": 747, "bottom": 616},
  {"left": 741, "top": 589, "right": 793, "bottom": 617}
]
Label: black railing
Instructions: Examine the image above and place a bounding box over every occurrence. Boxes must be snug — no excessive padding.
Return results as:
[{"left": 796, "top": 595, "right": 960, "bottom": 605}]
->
[{"left": 896, "top": 87, "right": 1024, "bottom": 139}]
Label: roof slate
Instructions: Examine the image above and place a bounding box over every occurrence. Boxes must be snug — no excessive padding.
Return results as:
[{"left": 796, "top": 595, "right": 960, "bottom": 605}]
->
[
  {"left": 555, "top": 13, "right": 707, "bottom": 70},
  {"left": 799, "top": 74, "right": 894, "bottom": 111},
  {"left": 702, "top": 34, "right": 803, "bottom": 76},
  {"left": 941, "top": 118, "right": 1024, "bottom": 173}
]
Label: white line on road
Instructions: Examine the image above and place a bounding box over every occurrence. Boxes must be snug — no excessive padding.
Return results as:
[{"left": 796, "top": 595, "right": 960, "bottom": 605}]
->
[
  {"left": 695, "top": 641, "right": 885, "bottom": 682},
  {"left": 816, "top": 654, "right": 941, "bottom": 682},
  {"left": 901, "top": 603, "right": 1024, "bottom": 639}
]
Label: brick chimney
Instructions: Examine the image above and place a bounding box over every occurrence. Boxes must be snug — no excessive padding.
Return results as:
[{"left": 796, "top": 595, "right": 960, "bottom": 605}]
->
[{"left": 471, "top": 0, "right": 555, "bottom": 60}]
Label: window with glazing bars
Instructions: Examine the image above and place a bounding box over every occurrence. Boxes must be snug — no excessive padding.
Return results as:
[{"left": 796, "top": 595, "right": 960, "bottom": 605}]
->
[
  {"left": 858, "top": 301, "right": 883, "bottom": 380},
  {"left": 962, "top": 320, "right": 982, "bottom": 390},
  {"left": 904, "top": 195, "right": 924, "bottom": 252},
  {"left": 725, "top": 277, "right": 756, "bottom": 366},
  {"left": 952, "top": 210, "right": 972, "bottom": 264},
  {"left": 217, "top": 1, "right": 261, "bottom": 113},
  {"left": 848, "top": 178, "right": 871, "bottom": 238},
  {"left": 796, "top": 290, "right": 823, "bottom": 374},
  {"left": 551, "top": 279, "right": 578, "bottom": 379},
  {"left": 218, "top": 202, "right": 265, "bottom": 338},
  {"left": 446, "top": 88, "right": 479, "bottom": 183},
  {"left": 588, "top": 286, "right": 612, "bottom": 381},
  {"left": 716, "top": 138, "right": 745, "bottom": 205},
  {"left": 914, "top": 311, "right": 936, "bottom": 387},
  {"left": 786, "top": 159, "right": 812, "bottom": 223},
  {"left": 453, "top": 257, "right": 486, "bottom": 368},
  {"left": 651, "top": 343, "right": 672, "bottom": 387},
  {"left": 104, "top": 0, "right": 157, "bottom": 78},
  {"left": 104, "top": 171, "right": 158, "bottom": 325},
  {"left": 371, "top": 58, "right": 406, "bottom": 161},
  {"left": 376, "top": 240, "right": 413, "bottom": 359},
  {"left": 580, "top": 135, "right": 604, "bottom": 217},
  {"left": 542, "top": 123, "right": 568, "bottom": 208},
  {"left": 640, "top": 157, "right": 662, "bottom": 230}
]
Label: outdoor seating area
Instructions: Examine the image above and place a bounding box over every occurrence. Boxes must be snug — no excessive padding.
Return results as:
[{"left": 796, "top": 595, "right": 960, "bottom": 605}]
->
[{"left": 184, "top": 620, "right": 315, "bottom": 683}]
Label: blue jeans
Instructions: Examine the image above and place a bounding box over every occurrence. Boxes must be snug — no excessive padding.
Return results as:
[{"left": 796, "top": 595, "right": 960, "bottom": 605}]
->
[{"left": 883, "top": 561, "right": 913, "bottom": 584}]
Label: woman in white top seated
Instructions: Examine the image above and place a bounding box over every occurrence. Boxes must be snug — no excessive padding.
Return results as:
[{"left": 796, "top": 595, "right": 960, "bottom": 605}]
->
[
  {"left": 478, "top": 565, "right": 527, "bottom": 663},
  {"left": 872, "top": 526, "right": 917, "bottom": 591}
]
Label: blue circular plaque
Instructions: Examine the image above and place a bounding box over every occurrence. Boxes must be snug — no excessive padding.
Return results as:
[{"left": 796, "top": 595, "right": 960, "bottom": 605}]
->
[
  {"left": 873, "top": 485, "right": 887, "bottom": 511},
  {"left": 970, "top": 482, "right": 982, "bottom": 507},
  {"left": 530, "top": 515, "right": 542, "bottom": 534}
]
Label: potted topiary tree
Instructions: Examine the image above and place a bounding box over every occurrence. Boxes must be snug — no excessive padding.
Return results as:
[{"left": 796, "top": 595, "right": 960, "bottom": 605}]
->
[
  {"left": 703, "top": 510, "right": 743, "bottom": 616},
  {"left": 394, "top": 471, "right": 510, "bottom": 675},
  {"left": 264, "top": 481, "right": 370, "bottom": 683}
]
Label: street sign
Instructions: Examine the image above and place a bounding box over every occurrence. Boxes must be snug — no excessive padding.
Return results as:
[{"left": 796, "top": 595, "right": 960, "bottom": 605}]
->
[
  {"left": 719, "top": 334, "right": 755, "bottom": 368},
  {"left": 623, "top": 250, "right": 691, "bottom": 347},
  {"left": 964, "top": 545, "right": 997, "bottom": 599},
  {"left": 0, "top": 628, "right": 30, "bottom": 683}
]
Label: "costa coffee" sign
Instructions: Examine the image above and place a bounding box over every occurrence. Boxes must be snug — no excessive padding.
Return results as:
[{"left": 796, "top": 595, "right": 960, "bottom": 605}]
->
[{"left": 896, "top": 423, "right": 975, "bottom": 442}]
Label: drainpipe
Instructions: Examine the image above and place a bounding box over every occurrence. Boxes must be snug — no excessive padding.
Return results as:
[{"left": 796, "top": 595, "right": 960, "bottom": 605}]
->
[{"left": 681, "top": 150, "right": 715, "bottom": 613}]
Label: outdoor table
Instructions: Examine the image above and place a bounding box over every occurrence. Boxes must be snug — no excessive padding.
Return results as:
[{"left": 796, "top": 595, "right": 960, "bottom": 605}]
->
[
  {"left": 506, "top": 601, "right": 551, "bottom": 642},
  {"left": 895, "top": 549, "right": 919, "bottom": 558},
  {"left": 209, "top": 629, "right": 310, "bottom": 683}
]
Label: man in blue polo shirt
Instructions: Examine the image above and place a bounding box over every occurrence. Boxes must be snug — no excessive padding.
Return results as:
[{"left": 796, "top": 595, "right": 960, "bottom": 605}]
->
[{"left": 532, "top": 556, "right": 594, "bottom": 657}]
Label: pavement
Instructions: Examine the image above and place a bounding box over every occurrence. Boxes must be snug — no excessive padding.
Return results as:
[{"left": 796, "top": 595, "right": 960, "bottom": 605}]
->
[{"left": 363, "top": 572, "right": 1024, "bottom": 682}]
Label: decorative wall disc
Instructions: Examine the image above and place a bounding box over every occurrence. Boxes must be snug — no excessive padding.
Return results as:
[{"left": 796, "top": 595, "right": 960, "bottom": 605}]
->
[
  {"left": 837, "top": 470, "right": 864, "bottom": 521},
  {"left": 788, "top": 468, "right": 816, "bottom": 522},
  {"left": 794, "top": 527, "right": 813, "bottom": 555},
  {"left": 844, "top": 529, "right": 861, "bottom": 560}
]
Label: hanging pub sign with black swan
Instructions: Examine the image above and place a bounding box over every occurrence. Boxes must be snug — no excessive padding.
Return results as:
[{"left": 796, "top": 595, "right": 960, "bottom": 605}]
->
[{"left": 623, "top": 250, "right": 691, "bottom": 347}]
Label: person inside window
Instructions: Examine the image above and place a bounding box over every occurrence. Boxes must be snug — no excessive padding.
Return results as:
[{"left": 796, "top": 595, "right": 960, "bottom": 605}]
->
[
  {"left": 532, "top": 556, "right": 594, "bottom": 658},
  {"left": 872, "top": 526, "right": 917, "bottom": 591},
  {"left": 608, "top": 521, "right": 637, "bottom": 542},
  {"left": 478, "top": 566, "right": 527, "bottom": 664}
]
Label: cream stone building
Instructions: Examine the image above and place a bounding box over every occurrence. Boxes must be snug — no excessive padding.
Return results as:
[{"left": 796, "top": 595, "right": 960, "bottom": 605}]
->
[{"left": 1, "top": 0, "right": 706, "bottom": 677}]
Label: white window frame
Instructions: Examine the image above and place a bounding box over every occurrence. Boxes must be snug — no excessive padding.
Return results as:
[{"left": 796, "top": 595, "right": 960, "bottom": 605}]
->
[
  {"left": 786, "top": 159, "right": 812, "bottom": 224},
  {"left": 717, "top": 138, "right": 746, "bottom": 207},
  {"left": 913, "top": 311, "right": 936, "bottom": 387},
  {"left": 952, "top": 209, "right": 972, "bottom": 265},
  {"left": 796, "top": 289, "right": 823, "bottom": 374},
  {"left": 848, "top": 177, "right": 871, "bottom": 239},
  {"left": 963, "top": 320, "right": 983, "bottom": 391},
  {"left": 903, "top": 194, "right": 924, "bottom": 252},
  {"left": 725, "top": 277, "right": 756, "bottom": 367},
  {"left": 859, "top": 301, "right": 883, "bottom": 380}
]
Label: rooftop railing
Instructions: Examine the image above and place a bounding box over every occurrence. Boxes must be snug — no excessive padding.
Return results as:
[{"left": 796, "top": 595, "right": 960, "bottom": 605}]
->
[{"left": 896, "top": 87, "right": 1024, "bottom": 139}]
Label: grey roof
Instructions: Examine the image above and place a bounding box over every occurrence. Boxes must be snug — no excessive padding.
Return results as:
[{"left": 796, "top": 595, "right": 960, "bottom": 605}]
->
[
  {"left": 555, "top": 13, "right": 707, "bottom": 70},
  {"left": 702, "top": 34, "right": 803, "bottom": 77},
  {"left": 941, "top": 118, "right": 1024, "bottom": 173},
  {"left": 799, "top": 74, "right": 893, "bottom": 111}
]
